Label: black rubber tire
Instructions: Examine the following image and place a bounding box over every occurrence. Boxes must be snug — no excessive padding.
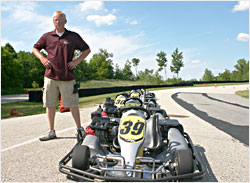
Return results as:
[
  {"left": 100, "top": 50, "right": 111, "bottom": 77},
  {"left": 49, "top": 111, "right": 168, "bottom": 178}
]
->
[
  {"left": 174, "top": 149, "right": 194, "bottom": 175},
  {"left": 72, "top": 145, "right": 90, "bottom": 171}
]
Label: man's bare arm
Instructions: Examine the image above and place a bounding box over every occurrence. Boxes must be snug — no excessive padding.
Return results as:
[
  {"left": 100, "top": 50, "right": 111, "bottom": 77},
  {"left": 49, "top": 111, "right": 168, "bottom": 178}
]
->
[
  {"left": 67, "top": 48, "right": 91, "bottom": 70},
  {"left": 32, "top": 48, "right": 51, "bottom": 68}
]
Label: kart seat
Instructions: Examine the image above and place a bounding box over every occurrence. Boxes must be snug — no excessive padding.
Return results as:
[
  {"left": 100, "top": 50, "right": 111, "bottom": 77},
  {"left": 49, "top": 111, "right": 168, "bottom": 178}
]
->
[{"left": 143, "top": 114, "right": 162, "bottom": 150}]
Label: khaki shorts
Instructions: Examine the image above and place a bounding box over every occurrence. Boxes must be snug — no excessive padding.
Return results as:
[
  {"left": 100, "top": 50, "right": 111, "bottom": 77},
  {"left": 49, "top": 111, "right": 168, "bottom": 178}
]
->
[{"left": 42, "top": 77, "right": 79, "bottom": 107}]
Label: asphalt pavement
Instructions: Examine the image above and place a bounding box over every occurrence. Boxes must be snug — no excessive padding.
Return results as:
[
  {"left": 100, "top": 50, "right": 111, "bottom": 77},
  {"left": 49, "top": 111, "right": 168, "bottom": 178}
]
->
[
  {"left": 172, "top": 92, "right": 249, "bottom": 145},
  {"left": 156, "top": 84, "right": 249, "bottom": 182},
  {"left": 1, "top": 84, "right": 249, "bottom": 182},
  {"left": 1, "top": 94, "right": 28, "bottom": 104}
]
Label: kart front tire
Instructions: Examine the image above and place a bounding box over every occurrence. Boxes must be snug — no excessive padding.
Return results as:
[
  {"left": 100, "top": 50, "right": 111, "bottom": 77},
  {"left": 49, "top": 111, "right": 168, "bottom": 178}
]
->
[
  {"left": 72, "top": 145, "right": 90, "bottom": 171},
  {"left": 174, "top": 149, "right": 194, "bottom": 175}
]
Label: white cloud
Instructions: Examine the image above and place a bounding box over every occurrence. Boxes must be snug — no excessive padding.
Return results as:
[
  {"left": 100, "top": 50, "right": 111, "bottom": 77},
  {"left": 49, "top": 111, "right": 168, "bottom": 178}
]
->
[
  {"left": 130, "top": 20, "right": 138, "bottom": 25},
  {"left": 3, "top": 2, "right": 53, "bottom": 33},
  {"left": 1, "top": 38, "right": 25, "bottom": 51},
  {"left": 68, "top": 25, "right": 153, "bottom": 71},
  {"left": 80, "top": 1, "right": 107, "bottom": 12},
  {"left": 87, "top": 14, "right": 117, "bottom": 26},
  {"left": 126, "top": 18, "right": 138, "bottom": 25},
  {"left": 192, "top": 60, "right": 201, "bottom": 63},
  {"left": 237, "top": 33, "right": 249, "bottom": 42},
  {"left": 233, "top": 1, "right": 249, "bottom": 12},
  {"left": 112, "top": 9, "right": 119, "bottom": 13},
  {"left": 1, "top": 4, "right": 12, "bottom": 11}
]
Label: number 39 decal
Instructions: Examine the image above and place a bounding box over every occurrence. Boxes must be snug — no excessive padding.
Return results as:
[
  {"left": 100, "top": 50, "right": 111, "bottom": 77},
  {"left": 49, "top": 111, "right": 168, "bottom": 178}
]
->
[{"left": 119, "top": 116, "right": 145, "bottom": 142}]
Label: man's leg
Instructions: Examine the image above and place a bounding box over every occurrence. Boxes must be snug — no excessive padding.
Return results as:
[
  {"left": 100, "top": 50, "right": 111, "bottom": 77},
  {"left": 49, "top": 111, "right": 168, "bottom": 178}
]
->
[
  {"left": 47, "top": 106, "right": 56, "bottom": 130},
  {"left": 70, "top": 106, "right": 81, "bottom": 128},
  {"left": 71, "top": 106, "right": 85, "bottom": 139},
  {"left": 39, "top": 106, "right": 57, "bottom": 141}
]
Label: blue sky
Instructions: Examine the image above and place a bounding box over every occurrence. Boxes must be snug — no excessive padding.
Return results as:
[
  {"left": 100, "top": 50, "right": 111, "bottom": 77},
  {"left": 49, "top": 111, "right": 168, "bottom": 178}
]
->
[{"left": 1, "top": 1, "right": 249, "bottom": 80}]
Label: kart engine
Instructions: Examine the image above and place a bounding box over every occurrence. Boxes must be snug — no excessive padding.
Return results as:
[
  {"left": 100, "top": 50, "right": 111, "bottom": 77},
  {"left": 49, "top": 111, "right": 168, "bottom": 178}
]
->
[{"left": 88, "top": 115, "right": 120, "bottom": 153}]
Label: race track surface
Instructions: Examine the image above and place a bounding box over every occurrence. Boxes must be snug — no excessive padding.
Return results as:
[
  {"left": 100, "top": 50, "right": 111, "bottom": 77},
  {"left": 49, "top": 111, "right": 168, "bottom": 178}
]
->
[{"left": 1, "top": 85, "right": 249, "bottom": 182}]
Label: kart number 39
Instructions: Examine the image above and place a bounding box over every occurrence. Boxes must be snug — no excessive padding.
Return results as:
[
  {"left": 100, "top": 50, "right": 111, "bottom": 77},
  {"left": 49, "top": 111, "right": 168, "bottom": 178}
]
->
[{"left": 119, "top": 116, "right": 145, "bottom": 142}]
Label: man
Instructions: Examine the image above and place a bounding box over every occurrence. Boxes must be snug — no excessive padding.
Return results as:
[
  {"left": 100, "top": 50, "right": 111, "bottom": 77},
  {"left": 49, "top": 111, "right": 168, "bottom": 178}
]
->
[{"left": 33, "top": 11, "right": 91, "bottom": 141}]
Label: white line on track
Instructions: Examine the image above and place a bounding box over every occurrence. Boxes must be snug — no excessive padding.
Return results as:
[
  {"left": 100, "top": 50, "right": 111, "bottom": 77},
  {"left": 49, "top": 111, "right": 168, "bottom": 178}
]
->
[{"left": 1, "top": 127, "right": 75, "bottom": 153}]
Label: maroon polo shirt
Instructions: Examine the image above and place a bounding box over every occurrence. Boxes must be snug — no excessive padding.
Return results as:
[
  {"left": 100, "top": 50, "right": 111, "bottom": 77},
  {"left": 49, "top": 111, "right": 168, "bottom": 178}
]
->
[{"left": 34, "top": 28, "right": 89, "bottom": 81}]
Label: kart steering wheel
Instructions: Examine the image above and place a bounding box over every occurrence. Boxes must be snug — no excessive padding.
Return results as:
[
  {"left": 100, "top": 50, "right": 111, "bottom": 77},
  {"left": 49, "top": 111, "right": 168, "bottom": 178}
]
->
[
  {"left": 115, "top": 93, "right": 130, "bottom": 99},
  {"left": 147, "top": 93, "right": 155, "bottom": 98},
  {"left": 119, "top": 106, "right": 151, "bottom": 120},
  {"left": 123, "top": 97, "right": 143, "bottom": 107}
]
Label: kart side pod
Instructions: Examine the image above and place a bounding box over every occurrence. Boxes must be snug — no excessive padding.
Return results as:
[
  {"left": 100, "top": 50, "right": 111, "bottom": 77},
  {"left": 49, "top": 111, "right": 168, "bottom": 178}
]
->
[{"left": 168, "top": 128, "right": 194, "bottom": 175}]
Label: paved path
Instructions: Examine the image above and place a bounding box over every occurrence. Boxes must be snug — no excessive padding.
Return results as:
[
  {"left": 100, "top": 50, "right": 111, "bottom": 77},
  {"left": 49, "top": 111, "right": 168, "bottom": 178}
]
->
[{"left": 1, "top": 94, "right": 28, "bottom": 103}]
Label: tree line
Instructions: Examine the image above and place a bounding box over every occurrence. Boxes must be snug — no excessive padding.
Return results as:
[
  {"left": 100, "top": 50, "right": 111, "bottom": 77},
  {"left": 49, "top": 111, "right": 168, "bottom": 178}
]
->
[
  {"left": 1, "top": 43, "right": 184, "bottom": 89},
  {"left": 1, "top": 42, "right": 248, "bottom": 91},
  {"left": 202, "top": 59, "right": 249, "bottom": 82}
]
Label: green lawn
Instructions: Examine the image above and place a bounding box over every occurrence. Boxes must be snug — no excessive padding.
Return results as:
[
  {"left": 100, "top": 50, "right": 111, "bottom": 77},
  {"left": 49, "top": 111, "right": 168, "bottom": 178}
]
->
[
  {"left": 1, "top": 101, "right": 46, "bottom": 118},
  {"left": 235, "top": 90, "right": 249, "bottom": 99},
  {"left": 1, "top": 92, "right": 124, "bottom": 119}
]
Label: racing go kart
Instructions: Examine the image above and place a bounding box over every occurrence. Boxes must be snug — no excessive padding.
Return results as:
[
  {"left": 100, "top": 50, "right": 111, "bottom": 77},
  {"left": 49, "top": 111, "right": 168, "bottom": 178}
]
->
[{"left": 59, "top": 95, "right": 205, "bottom": 181}]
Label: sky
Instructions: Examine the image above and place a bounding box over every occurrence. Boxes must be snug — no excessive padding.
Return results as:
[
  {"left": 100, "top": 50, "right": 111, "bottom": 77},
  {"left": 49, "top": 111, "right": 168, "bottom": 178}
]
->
[{"left": 1, "top": 1, "right": 249, "bottom": 80}]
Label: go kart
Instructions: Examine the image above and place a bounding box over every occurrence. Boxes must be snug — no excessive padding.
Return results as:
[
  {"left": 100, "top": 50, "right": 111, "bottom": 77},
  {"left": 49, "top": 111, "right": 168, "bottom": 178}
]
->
[
  {"left": 59, "top": 105, "right": 205, "bottom": 181},
  {"left": 91, "top": 94, "right": 145, "bottom": 119}
]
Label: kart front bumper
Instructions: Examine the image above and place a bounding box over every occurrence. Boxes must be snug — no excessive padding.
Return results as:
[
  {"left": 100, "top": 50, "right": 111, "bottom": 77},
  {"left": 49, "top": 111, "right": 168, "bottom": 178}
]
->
[{"left": 59, "top": 133, "right": 205, "bottom": 182}]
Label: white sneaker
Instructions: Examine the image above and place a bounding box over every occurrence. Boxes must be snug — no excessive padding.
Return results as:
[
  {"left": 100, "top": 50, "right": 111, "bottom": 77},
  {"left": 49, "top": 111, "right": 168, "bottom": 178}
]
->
[{"left": 39, "top": 130, "right": 57, "bottom": 141}]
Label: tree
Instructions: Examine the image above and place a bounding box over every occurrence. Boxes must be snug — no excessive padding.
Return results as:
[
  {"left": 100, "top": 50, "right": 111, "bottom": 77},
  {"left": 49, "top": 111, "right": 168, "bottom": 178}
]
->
[
  {"left": 202, "top": 68, "right": 214, "bottom": 81},
  {"left": 131, "top": 58, "right": 140, "bottom": 77},
  {"left": 138, "top": 69, "right": 162, "bottom": 85},
  {"left": 88, "top": 49, "right": 114, "bottom": 79},
  {"left": 122, "top": 60, "right": 134, "bottom": 80},
  {"left": 156, "top": 51, "right": 167, "bottom": 80},
  {"left": 1, "top": 44, "right": 23, "bottom": 88},
  {"left": 170, "top": 48, "right": 184, "bottom": 78},
  {"left": 114, "top": 64, "right": 124, "bottom": 80},
  {"left": 16, "top": 51, "right": 45, "bottom": 88},
  {"left": 73, "top": 50, "right": 91, "bottom": 81},
  {"left": 218, "top": 69, "right": 231, "bottom": 81},
  {"left": 232, "top": 58, "right": 249, "bottom": 81},
  {"left": 5, "top": 43, "right": 17, "bottom": 58}
]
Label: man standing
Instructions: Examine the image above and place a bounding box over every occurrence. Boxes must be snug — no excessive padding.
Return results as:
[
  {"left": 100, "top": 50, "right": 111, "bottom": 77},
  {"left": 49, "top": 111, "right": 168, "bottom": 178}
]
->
[{"left": 33, "top": 11, "right": 91, "bottom": 141}]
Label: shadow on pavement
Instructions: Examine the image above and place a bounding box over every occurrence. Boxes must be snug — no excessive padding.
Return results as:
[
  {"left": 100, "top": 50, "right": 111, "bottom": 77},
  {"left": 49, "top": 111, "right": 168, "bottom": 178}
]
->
[
  {"left": 195, "top": 145, "right": 218, "bottom": 182},
  {"left": 56, "top": 136, "right": 76, "bottom": 140}
]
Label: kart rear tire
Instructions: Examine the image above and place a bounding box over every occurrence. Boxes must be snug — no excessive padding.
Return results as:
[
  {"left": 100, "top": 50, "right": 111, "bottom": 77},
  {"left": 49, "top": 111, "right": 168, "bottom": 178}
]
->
[
  {"left": 72, "top": 145, "right": 90, "bottom": 171},
  {"left": 174, "top": 149, "right": 194, "bottom": 175}
]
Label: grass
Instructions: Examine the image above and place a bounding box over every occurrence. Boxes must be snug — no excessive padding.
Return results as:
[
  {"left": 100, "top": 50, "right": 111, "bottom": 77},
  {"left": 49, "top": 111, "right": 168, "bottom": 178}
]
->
[
  {"left": 2, "top": 88, "right": 28, "bottom": 95},
  {"left": 78, "top": 92, "right": 126, "bottom": 108},
  {"left": 1, "top": 91, "right": 125, "bottom": 119},
  {"left": 1, "top": 82, "right": 249, "bottom": 119},
  {"left": 235, "top": 90, "right": 249, "bottom": 99},
  {"left": 80, "top": 80, "right": 147, "bottom": 88},
  {"left": 194, "top": 82, "right": 249, "bottom": 87},
  {"left": 1, "top": 101, "right": 46, "bottom": 118}
]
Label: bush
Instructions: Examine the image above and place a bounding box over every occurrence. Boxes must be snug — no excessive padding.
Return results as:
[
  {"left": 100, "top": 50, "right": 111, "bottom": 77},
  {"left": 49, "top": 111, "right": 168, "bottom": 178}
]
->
[{"left": 32, "top": 81, "right": 39, "bottom": 88}]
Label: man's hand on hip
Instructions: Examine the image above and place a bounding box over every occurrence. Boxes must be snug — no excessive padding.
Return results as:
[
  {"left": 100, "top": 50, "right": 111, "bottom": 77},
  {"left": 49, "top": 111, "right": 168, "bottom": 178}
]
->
[
  {"left": 67, "top": 60, "right": 80, "bottom": 70},
  {"left": 41, "top": 57, "right": 51, "bottom": 69}
]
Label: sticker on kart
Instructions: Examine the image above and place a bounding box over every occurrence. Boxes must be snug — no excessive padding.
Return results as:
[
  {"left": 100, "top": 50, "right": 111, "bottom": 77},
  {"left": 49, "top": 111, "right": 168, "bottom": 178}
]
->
[
  {"left": 124, "top": 102, "right": 139, "bottom": 107},
  {"left": 115, "top": 96, "right": 126, "bottom": 107},
  {"left": 130, "top": 93, "right": 140, "bottom": 98},
  {"left": 119, "top": 116, "right": 145, "bottom": 143}
]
